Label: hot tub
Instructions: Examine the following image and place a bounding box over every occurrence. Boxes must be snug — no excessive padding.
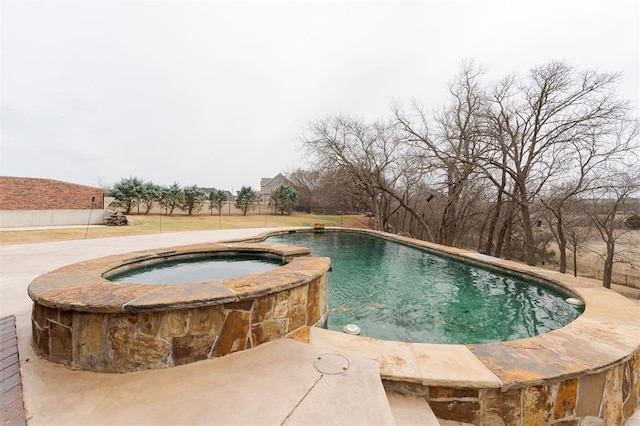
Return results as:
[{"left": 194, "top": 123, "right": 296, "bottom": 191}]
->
[{"left": 28, "top": 242, "right": 330, "bottom": 372}]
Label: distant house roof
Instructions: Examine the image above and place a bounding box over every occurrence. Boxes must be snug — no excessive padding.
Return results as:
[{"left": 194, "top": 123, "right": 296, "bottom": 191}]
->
[
  {"left": 260, "top": 173, "right": 289, "bottom": 201},
  {"left": 199, "top": 187, "right": 218, "bottom": 194},
  {"left": 261, "top": 173, "right": 288, "bottom": 190},
  {"left": 260, "top": 178, "right": 271, "bottom": 188}
]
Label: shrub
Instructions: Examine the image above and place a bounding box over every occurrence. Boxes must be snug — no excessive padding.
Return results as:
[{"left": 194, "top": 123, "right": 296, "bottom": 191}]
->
[{"left": 625, "top": 214, "right": 640, "bottom": 230}]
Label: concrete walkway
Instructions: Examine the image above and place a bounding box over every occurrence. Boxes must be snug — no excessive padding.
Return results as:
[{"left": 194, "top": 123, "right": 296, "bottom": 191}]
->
[{"left": 0, "top": 229, "right": 398, "bottom": 425}]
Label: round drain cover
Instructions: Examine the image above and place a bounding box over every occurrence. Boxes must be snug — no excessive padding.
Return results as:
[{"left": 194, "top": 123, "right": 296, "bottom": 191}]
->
[{"left": 313, "top": 353, "right": 350, "bottom": 375}]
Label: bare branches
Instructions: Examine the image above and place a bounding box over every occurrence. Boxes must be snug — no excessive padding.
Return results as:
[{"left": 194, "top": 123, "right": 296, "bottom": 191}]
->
[
  {"left": 298, "top": 59, "right": 638, "bottom": 286},
  {"left": 577, "top": 166, "right": 640, "bottom": 287},
  {"left": 394, "top": 60, "right": 488, "bottom": 245},
  {"left": 301, "top": 115, "right": 434, "bottom": 238}
]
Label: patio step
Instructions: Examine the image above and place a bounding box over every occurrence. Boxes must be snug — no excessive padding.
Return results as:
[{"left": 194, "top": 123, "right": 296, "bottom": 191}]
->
[
  {"left": 386, "top": 391, "right": 440, "bottom": 425},
  {"left": 386, "top": 391, "right": 476, "bottom": 426},
  {"left": 282, "top": 344, "right": 396, "bottom": 425}
]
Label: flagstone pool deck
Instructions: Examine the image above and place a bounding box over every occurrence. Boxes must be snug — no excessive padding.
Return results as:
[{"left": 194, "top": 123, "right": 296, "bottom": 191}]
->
[{"left": 1, "top": 227, "right": 639, "bottom": 425}]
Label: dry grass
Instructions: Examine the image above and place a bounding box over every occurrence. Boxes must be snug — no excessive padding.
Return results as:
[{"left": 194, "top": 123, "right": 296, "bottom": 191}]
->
[
  {"left": 540, "top": 229, "right": 640, "bottom": 299},
  {"left": 576, "top": 230, "right": 640, "bottom": 280},
  {"left": 0, "top": 213, "right": 371, "bottom": 245},
  {"left": 545, "top": 229, "right": 640, "bottom": 289}
]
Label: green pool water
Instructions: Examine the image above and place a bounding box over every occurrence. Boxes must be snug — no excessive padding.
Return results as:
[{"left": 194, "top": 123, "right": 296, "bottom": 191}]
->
[{"left": 267, "top": 231, "right": 582, "bottom": 344}]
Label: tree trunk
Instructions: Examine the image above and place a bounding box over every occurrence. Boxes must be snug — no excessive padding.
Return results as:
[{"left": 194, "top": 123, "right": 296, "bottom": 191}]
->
[
  {"left": 379, "top": 188, "right": 434, "bottom": 241},
  {"left": 558, "top": 238, "right": 567, "bottom": 273},
  {"left": 477, "top": 213, "right": 488, "bottom": 253},
  {"left": 519, "top": 201, "right": 536, "bottom": 266},
  {"left": 408, "top": 213, "right": 414, "bottom": 237},
  {"left": 572, "top": 246, "right": 578, "bottom": 277},
  {"left": 373, "top": 197, "right": 383, "bottom": 231},
  {"left": 495, "top": 205, "right": 511, "bottom": 258},
  {"left": 401, "top": 209, "right": 408, "bottom": 234},
  {"left": 484, "top": 166, "right": 507, "bottom": 256},
  {"left": 484, "top": 198, "right": 502, "bottom": 255},
  {"left": 602, "top": 240, "right": 615, "bottom": 289},
  {"left": 438, "top": 196, "right": 458, "bottom": 246},
  {"left": 555, "top": 211, "right": 567, "bottom": 273},
  {"left": 502, "top": 215, "right": 514, "bottom": 259}
]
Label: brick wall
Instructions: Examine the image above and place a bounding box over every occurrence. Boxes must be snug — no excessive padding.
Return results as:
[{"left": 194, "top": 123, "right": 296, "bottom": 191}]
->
[{"left": 0, "top": 177, "right": 104, "bottom": 210}]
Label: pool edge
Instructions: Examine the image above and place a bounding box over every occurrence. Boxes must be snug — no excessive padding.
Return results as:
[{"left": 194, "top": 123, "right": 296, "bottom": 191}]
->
[{"left": 268, "top": 227, "right": 640, "bottom": 424}]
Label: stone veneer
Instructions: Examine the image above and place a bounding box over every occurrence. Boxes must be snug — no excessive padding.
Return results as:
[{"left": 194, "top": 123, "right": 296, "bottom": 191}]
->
[
  {"left": 28, "top": 242, "right": 330, "bottom": 373},
  {"left": 382, "top": 353, "right": 639, "bottom": 425}
]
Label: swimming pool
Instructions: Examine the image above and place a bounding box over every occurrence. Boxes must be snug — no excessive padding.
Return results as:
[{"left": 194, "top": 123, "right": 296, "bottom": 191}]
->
[{"left": 267, "top": 231, "right": 581, "bottom": 344}]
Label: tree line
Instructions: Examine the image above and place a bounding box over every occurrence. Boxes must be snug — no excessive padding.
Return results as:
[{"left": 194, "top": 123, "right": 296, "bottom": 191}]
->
[
  {"left": 109, "top": 178, "right": 298, "bottom": 216},
  {"left": 291, "top": 60, "right": 640, "bottom": 288}
]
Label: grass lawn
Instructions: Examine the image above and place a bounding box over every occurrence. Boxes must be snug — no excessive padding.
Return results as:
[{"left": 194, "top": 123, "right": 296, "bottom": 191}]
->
[{"left": 0, "top": 213, "right": 369, "bottom": 245}]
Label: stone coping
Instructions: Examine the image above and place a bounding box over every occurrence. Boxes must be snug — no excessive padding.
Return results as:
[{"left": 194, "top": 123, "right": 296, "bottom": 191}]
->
[
  {"left": 249, "top": 228, "right": 640, "bottom": 392},
  {"left": 28, "top": 242, "right": 330, "bottom": 314}
]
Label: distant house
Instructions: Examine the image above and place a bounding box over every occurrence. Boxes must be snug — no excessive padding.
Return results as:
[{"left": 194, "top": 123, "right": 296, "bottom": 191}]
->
[
  {"left": 199, "top": 187, "right": 234, "bottom": 200},
  {"left": 260, "top": 173, "right": 289, "bottom": 202}
]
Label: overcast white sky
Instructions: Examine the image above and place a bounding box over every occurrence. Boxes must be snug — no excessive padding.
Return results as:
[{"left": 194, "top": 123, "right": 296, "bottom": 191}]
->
[{"left": 1, "top": 0, "right": 638, "bottom": 191}]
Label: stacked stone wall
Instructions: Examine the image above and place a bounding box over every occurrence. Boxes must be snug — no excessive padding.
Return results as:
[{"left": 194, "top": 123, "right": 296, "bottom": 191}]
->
[
  {"left": 384, "top": 353, "right": 640, "bottom": 425},
  {"left": 31, "top": 275, "right": 328, "bottom": 373}
]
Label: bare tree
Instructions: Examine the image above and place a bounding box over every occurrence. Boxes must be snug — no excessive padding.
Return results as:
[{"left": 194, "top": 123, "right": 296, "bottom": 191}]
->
[
  {"left": 303, "top": 116, "right": 384, "bottom": 228},
  {"left": 480, "top": 61, "right": 625, "bottom": 265},
  {"left": 288, "top": 168, "right": 318, "bottom": 213},
  {"left": 481, "top": 151, "right": 511, "bottom": 256},
  {"left": 583, "top": 169, "right": 640, "bottom": 288},
  {"left": 289, "top": 167, "right": 364, "bottom": 215},
  {"left": 539, "top": 114, "right": 637, "bottom": 272},
  {"left": 565, "top": 221, "right": 592, "bottom": 278},
  {"left": 395, "top": 61, "right": 487, "bottom": 246},
  {"left": 302, "top": 115, "right": 434, "bottom": 238},
  {"left": 296, "top": 59, "right": 637, "bottom": 281}
]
